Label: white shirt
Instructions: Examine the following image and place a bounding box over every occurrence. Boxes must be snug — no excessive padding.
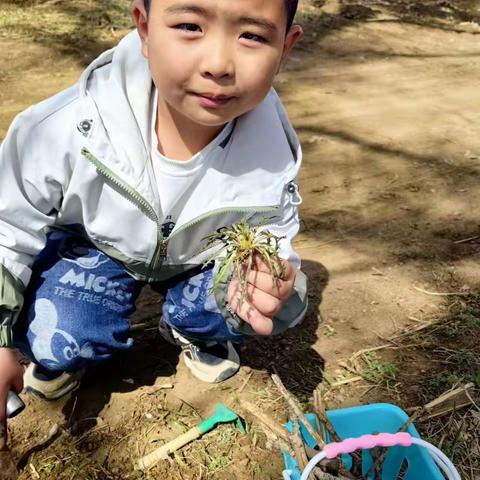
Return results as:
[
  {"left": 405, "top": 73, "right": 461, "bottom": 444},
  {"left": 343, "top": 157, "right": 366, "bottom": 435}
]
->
[{"left": 149, "top": 88, "right": 234, "bottom": 237}]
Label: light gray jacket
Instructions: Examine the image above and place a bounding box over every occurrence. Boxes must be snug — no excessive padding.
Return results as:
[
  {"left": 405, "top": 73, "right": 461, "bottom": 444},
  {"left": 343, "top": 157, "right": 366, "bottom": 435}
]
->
[{"left": 0, "top": 31, "right": 307, "bottom": 347}]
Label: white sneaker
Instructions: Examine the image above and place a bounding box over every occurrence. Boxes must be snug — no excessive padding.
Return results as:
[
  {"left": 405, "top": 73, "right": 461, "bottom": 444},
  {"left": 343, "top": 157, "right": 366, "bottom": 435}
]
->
[
  {"left": 158, "top": 319, "right": 240, "bottom": 383},
  {"left": 23, "top": 363, "right": 84, "bottom": 401}
]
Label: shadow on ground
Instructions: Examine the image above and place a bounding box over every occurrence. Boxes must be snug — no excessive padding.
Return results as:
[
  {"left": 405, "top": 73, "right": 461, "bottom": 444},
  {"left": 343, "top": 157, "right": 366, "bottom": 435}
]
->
[
  {"left": 61, "top": 286, "right": 179, "bottom": 435},
  {"left": 241, "top": 259, "right": 329, "bottom": 399}
]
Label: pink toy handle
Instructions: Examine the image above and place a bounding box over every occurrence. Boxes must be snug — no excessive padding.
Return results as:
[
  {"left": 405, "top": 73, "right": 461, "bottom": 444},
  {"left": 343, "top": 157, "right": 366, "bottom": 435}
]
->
[{"left": 324, "top": 433, "right": 413, "bottom": 459}]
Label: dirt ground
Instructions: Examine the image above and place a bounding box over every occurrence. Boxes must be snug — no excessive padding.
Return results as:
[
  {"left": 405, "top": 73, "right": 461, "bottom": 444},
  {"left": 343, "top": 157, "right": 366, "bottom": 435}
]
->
[{"left": 1, "top": 0, "right": 480, "bottom": 479}]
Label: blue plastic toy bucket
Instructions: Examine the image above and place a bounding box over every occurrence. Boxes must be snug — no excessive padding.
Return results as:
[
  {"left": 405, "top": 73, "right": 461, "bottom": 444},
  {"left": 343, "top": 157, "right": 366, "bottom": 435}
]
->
[{"left": 282, "top": 403, "right": 445, "bottom": 480}]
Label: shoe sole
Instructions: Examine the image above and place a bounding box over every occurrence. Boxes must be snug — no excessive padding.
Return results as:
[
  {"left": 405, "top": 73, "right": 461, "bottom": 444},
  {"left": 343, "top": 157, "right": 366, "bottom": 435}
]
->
[{"left": 25, "top": 379, "right": 81, "bottom": 401}]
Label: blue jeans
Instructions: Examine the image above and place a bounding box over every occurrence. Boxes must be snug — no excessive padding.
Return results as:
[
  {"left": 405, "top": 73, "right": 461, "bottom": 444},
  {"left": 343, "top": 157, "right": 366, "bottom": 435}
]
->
[{"left": 13, "top": 231, "right": 245, "bottom": 372}]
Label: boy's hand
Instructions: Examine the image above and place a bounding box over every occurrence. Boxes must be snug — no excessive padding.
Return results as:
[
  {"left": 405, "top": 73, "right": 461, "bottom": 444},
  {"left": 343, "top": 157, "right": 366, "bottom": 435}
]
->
[
  {"left": 227, "top": 255, "right": 296, "bottom": 335},
  {"left": 0, "top": 348, "right": 24, "bottom": 439}
]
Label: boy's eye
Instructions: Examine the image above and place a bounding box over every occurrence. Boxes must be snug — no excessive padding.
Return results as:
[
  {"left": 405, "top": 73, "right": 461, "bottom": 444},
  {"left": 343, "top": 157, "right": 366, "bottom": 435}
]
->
[
  {"left": 175, "top": 23, "right": 201, "bottom": 32},
  {"left": 241, "top": 32, "right": 267, "bottom": 43}
]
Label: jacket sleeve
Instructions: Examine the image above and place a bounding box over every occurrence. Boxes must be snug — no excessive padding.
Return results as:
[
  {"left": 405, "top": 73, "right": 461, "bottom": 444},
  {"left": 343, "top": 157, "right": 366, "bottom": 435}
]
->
[
  {"left": 214, "top": 178, "right": 308, "bottom": 336},
  {"left": 0, "top": 110, "right": 64, "bottom": 347}
]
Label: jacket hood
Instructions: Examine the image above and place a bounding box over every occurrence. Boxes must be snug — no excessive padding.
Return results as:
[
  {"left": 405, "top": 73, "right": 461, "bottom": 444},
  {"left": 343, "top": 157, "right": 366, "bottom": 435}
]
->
[{"left": 79, "top": 31, "right": 153, "bottom": 188}]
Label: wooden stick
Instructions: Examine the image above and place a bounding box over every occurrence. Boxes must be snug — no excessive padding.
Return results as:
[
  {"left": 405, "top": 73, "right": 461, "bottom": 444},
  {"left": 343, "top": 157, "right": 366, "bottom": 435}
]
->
[
  {"left": 424, "top": 383, "right": 474, "bottom": 410},
  {"left": 272, "top": 376, "right": 358, "bottom": 479},
  {"left": 313, "top": 388, "right": 327, "bottom": 443},
  {"left": 261, "top": 424, "right": 295, "bottom": 457},
  {"left": 239, "top": 399, "right": 291, "bottom": 443},
  {"left": 238, "top": 371, "right": 254, "bottom": 394},
  {"left": 290, "top": 413, "right": 351, "bottom": 480},
  {"left": 413, "top": 286, "right": 471, "bottom": 297},
  {"left": 139, "top": 383, "right": 174, "bottom": 397},
  {"left": 271, "top": 373, "right": 326, "bottom": 449},
  {"left": 312, "top": 387, "right": 361, "bottom": 478},
  {"left": 313, "top": 470, "right": 354, "bottom": 480},
  {"left": 329, "top": 376, "right": 363, "bottom": 388},
  {"left": 407, "top": 383, "right": 475, "bottom": 420},
  {"left": 291, "top": 414, "right": 309, "bottom": 473},
  {"left": 453, "top": 235, "right": 480, "bottom": 244},
  {"left": 388, "top": 321, "right": 439, "bottom": 341},
  {"left": 349, "top": 344, "right": 393, "bottom": 365}
]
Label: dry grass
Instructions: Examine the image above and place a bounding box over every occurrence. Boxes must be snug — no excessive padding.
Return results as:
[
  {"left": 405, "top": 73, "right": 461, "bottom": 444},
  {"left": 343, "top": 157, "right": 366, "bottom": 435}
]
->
[
  {"left": 420, "top": 407, "right": 480, "bottom": 479},
  {"left": 322, "top": 295, "right": 480, "bottom": 479},
  {"left": 18, "top": 390, "right": 279, "bottom": 480}
]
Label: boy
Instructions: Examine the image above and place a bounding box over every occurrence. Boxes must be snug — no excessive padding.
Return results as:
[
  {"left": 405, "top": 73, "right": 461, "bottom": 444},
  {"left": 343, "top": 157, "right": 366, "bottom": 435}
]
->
[{"left": 0, "top": 0, "right": 307, "bottom": 435}]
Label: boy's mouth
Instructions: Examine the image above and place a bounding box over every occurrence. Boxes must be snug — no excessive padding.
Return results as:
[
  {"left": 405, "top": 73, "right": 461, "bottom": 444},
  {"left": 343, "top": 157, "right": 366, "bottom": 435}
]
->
[{"left": 192, "top": 92, "right": 236, "bottom": 108}]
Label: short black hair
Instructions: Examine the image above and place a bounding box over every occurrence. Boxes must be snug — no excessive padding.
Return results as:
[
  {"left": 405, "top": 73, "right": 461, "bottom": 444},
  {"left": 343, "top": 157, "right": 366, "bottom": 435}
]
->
[{"left": 143, "top": 0, "right": 298, "bottom": 30}]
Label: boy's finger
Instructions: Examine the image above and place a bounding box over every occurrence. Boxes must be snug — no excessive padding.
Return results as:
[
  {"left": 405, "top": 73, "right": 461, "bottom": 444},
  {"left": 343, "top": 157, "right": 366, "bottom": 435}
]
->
[
  {"left": 228, "top": 288, "right": 273, "bottom": 336},
  {"left": 245, "top": 269, "right": 294, "bottom": 299},
  {"left": 229, "top": 277, "right": 282, "bottom": 318},
  {"left": 251, "top": 253, "right": 281, "bottom": 273},
  {"left": 252, "top": 255, "right": 294, "bottom": 281},
  {"left": 240, "top": 304, "right": 274, "bottom": 336},
  {"left": 245, "top": 283, "right": 282, "bottom": 318}
]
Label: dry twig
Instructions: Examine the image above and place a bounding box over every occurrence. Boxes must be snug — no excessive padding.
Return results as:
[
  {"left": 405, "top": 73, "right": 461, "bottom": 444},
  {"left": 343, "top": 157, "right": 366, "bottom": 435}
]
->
[
  {"left": 271, "top": 377, "right": 358, "bottom": 479},
  {"left": 312, "top": 386, "right": 362, "bottom": 478},
  {"left": 271, "top": 373, "right": 326, "bottom": 449},
  {"left": 291, "top": 413, "right": 309, "bottom": 472},
  {"left": 239, "top": 399, "right": 291, "bottom": 443},
  {"left": 365, "top": 408, "right": 425, "bottom": 479},
  {"left": 453, "top": 235, "right": 480, "bottom": 244},
  {"left": 238, "top": 371, "right": 254, "bottom": 394},
  {"left": 413, "top": 286, "right": 471, "bottom": 297},
  {"left": 414, "top": 383, "right": 475, "bottom": 420}
]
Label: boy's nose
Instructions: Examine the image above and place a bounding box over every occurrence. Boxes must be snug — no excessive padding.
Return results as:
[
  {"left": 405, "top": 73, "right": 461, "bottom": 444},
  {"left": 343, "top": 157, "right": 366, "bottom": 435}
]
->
[{"left": 201, "top": 43, "right": 235, "bottom": 80}]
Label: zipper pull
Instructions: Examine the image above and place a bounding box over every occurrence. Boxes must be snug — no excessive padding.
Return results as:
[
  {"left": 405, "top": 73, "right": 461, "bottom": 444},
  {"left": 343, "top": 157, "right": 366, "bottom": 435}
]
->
[
  {"left": 159, "top": 241, "right": 168, "bottom": 261},
  {"left": 287, "top": 182, "right": 303, "bottom": 206}
]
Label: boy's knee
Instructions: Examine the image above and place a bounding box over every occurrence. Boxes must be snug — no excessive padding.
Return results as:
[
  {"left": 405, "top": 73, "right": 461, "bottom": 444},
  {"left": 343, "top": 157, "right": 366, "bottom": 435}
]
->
[
  {"left": 21, "top": 293, "right": 134, "bottom": 372},
  {"left": 162, "top": 266, "right": 246, "bottom": 343},
  {"left": 24, "top": 297, "right": 106, "bottom": 372},
  {"left": 16, "top": 231, "right": 138, "bottom": 371}
]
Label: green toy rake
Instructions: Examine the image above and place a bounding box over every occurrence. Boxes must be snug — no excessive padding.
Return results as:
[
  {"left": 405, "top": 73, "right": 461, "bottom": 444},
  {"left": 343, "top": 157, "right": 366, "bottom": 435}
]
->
[{"left": 136, "top": 403, "right": 244, "bottom": 471}]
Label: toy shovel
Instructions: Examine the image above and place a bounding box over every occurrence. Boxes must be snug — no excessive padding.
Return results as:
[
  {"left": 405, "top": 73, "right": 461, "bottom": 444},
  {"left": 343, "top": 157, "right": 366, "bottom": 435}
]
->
[{"left": 136, "top": 403, "right": 244, "bottom": 471}]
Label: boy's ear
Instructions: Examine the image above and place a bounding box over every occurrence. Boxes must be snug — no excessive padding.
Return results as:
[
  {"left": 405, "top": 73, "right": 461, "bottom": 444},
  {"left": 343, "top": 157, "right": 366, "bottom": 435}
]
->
[
  {"left": 131, "top": 0, "right": 150, "bottom": 59},
  {"left": 278, "top": 25, "right": 303, "bottom": 73}
]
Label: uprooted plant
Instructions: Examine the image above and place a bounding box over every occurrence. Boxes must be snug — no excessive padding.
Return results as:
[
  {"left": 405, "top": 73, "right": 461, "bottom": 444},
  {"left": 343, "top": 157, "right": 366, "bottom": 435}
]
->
[{"left": 203, "top": 217, "right": 286, "bottom": 308}]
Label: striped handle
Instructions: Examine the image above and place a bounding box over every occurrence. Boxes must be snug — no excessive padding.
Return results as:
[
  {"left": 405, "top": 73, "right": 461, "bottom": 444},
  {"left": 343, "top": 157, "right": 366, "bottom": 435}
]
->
[{"left": 324, "top": 433, "right": 413, "bottom": 459}]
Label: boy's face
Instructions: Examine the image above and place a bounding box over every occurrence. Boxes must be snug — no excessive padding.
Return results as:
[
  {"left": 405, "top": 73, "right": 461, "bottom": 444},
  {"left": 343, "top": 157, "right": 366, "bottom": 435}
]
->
[{"left": 133, "top": 0, "right": 302, "bottom": 128}]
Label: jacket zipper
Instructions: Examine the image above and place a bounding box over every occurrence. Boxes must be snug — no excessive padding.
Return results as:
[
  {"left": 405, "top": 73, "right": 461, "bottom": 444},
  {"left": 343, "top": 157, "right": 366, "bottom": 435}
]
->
[
  {"left": 81, "top": 148, "right": 164, "bottom": 280},
  {"left": 81, "top": 148, "right": 279, "bottom": 277}
]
